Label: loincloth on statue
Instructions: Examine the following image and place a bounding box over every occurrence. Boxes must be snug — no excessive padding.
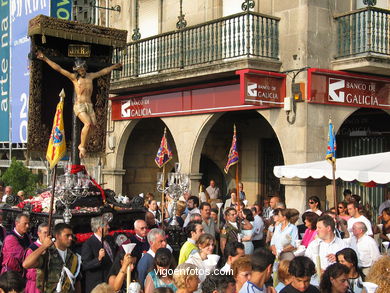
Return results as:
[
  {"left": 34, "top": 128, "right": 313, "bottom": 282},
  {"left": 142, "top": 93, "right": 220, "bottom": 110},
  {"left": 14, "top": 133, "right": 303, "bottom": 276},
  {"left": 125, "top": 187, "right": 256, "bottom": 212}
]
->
[{"left": 73, "top": 102, "right": 97, "bottom": 125}]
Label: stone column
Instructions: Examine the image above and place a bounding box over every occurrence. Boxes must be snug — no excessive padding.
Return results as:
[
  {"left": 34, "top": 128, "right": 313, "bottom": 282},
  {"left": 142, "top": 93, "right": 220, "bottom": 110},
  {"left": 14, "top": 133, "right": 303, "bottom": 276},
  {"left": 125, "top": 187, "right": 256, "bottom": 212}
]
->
[
  {"left": 102, "top": 168, "right": 126, "bottom": 193},
  {"left": 281, "top": 178, "right": 329, "bottom": 215}
]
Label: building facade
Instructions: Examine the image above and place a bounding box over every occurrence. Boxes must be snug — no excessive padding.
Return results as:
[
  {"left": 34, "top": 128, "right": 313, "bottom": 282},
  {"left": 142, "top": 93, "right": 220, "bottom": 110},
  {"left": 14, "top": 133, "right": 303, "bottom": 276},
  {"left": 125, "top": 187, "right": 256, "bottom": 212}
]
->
[{"left": 88, "top": 0, "right": 390, "bottom": 214}]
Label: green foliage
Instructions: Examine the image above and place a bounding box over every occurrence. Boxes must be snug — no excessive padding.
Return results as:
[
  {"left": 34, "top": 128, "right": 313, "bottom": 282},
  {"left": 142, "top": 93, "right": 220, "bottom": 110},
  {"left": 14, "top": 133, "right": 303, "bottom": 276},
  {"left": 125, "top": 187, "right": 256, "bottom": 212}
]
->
[{"left": 1, "top": 158, "right": 39, "bottom": 196}]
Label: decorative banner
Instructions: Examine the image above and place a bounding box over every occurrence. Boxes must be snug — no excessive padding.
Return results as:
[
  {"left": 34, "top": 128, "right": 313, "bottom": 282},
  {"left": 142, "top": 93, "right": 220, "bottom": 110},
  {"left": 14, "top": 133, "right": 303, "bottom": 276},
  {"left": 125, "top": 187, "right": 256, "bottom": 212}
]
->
[
  {"left": 51, "top": 0, "right": 73, "bottom": 20},
  {"left": 236, "top": 69, "right": 286, "bottom": 107},
  {"left": 10, "top": 0, "right": 50, "bottom": 143},
  {"left": 46, "top": 95, "right": 66, "bottom": 169},
  {"left": 308, "top": 68, "right": 390, "bottom": 109},
  {"left": 224, "top": 125, "right": 239, "bottom": 174},
  {"left": 0, "top": 0, "right": 10, "bottom": 141}
]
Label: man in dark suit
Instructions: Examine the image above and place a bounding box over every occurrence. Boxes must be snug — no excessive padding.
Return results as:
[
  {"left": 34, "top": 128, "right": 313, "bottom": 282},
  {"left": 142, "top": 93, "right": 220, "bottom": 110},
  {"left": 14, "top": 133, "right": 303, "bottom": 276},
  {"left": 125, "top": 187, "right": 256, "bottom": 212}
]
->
[
  {"left": 121, "top": 219, "right": 150, "bottom": 265},
  {"left": 81, "top": 216, "right": 115, "bottom": 293}
]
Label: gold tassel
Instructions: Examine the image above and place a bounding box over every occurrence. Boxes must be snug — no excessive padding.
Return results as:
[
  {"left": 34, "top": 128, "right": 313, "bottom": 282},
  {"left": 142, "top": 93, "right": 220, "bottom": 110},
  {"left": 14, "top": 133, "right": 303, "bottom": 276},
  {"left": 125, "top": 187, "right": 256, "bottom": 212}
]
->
[{"left": 42, "top": 34, "right": 46, "bottom": 44}]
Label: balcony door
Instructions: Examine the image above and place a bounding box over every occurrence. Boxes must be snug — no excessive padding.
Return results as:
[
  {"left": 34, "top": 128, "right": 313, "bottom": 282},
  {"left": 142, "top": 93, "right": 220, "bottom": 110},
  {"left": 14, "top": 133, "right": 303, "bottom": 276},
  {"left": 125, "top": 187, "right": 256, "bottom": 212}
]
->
[
  {"left": 138, "top": 0, "right": 160, "bottom": 74},
  {"left": 222, "top": 0, "right": 242, "bottom": 16}
]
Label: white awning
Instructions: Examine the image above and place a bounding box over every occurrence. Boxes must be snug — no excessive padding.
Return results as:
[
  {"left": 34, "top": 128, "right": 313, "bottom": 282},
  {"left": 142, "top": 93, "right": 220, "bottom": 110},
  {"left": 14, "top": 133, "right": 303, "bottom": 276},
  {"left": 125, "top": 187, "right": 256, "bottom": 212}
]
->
[{"left": 273, "top": 152, "right": 390, "bottom": 184}]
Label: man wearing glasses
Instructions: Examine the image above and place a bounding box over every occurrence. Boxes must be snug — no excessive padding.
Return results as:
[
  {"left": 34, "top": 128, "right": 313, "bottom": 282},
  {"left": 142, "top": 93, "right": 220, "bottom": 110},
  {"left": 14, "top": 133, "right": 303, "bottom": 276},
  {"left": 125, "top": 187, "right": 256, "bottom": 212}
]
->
[
  {"left": 220, "top": 208, "right": 240, "bottom": 254},
  {"left": 122, "top": 220, "right": 150, "bottom": 265}
]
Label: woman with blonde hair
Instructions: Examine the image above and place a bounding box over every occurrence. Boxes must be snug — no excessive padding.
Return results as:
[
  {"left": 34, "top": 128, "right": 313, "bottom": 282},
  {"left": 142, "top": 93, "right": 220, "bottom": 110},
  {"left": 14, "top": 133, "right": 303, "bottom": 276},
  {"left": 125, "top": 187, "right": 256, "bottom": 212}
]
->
[
  {"left": 232, "top": 255, "right": 252, "bottom": 292},
  {"left": 91, "top": 283, "right": 114, "bottom": 293},
  {"left": 365, "top": 256, "right": 390, "bottom": 293},
  {"left": 274, "top": 260, "right": 292, "bottom": 292},
  {"left": 173, "top": 263, "right": 200, "bottom": 293}
]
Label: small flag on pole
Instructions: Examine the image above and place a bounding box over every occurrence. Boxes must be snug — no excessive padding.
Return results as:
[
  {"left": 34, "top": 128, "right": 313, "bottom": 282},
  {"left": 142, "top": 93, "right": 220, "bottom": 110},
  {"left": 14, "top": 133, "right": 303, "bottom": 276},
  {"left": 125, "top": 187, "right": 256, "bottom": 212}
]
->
[
  {"left": 155, "top": 128, "right": 173, "bottom": 168},
  {"left": 224, "top": 125, "right": 239, "bottom": 174},
  {"left": 325, "top": 119, "right": 336, "bottom": 163},
  {"left": 46, "top": 89, "right": 67, "bottom": 169}
]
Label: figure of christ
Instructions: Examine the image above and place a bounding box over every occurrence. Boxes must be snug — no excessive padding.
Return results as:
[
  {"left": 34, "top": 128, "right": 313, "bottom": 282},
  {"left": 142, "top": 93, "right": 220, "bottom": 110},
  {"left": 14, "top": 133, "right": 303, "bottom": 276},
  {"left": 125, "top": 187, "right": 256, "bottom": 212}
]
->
[{"left": 37, "top": 51, "right": 122, "bottom": 158}]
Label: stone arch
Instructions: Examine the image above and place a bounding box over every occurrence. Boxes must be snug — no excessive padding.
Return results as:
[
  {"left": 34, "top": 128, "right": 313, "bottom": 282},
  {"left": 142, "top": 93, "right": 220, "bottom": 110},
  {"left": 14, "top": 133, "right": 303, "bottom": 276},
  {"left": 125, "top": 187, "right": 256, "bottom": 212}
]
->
[
  {"left": 190, "top": 110, "right": 284, "bottom": 201},
  {"left": 114, "top": 118, "right": 178, "bottom": 196}
]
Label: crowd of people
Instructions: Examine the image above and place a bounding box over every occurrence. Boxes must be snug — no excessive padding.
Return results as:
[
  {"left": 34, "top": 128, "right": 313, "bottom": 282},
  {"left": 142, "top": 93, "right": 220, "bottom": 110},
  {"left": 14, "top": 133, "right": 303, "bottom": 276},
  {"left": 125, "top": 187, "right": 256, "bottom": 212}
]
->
[{"left": 0, "top": 180, "right": 389, "bottom": 293}]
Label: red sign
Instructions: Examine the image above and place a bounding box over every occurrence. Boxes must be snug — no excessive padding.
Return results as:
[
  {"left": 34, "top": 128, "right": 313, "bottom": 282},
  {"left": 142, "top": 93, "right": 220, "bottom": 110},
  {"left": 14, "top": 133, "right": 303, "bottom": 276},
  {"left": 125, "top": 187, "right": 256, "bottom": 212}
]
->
[
  {"left": 308, "top": 68, "right": 390, "bottom": 109},
  {"left": 236, "top": 69, "right": 286, "bottom": 107},
  {"left": 111, "top": 72, "right": 285, "bottom": 120}
]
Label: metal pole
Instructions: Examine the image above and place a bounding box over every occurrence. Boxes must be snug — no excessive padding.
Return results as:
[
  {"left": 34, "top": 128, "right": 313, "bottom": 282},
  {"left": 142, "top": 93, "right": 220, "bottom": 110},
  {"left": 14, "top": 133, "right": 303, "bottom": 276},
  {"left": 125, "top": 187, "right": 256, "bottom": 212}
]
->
[
  {"left": 332, "top": 161, "right": 337, "bottom": 209},
  {"left": 161, "top": 165, "right": 166, "bottom": 226}
]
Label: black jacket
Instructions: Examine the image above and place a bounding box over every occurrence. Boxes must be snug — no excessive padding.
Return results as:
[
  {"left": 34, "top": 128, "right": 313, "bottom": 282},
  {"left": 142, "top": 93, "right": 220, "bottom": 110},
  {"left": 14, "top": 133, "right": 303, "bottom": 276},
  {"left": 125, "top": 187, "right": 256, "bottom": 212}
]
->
[{"left": 81, "top": 234, "right": 115, "bottom": 293}]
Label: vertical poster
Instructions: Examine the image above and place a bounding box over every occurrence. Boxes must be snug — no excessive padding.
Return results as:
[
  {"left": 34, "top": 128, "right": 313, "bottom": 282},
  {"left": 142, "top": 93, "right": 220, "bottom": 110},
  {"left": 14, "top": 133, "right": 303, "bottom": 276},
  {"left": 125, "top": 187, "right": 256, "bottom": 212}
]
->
[
  {"left": 51, "top": 0, "right": 73, "bottom": 20},
  {"left": 10, "top": 0, "right": 50, "bottom": 143},
  {"left": 0, "top": 0, "right": 10, "bottom": 141}
]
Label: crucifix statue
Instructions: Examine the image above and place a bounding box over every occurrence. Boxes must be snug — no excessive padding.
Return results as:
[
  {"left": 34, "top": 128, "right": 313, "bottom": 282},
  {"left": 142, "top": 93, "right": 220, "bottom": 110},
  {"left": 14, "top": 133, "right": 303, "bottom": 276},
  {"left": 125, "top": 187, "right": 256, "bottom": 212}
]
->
[{"left": 36, "top": 50, "right": 122, "bottom": 158}]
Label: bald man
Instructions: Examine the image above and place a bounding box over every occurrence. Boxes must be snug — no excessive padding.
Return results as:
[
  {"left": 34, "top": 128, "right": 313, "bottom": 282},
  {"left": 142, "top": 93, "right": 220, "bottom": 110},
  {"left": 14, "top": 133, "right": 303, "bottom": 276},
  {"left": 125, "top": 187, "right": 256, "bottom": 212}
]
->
[
  {"left": 268, "top": 196, "right": 281, "bottom": 219},
  {"left": 121, "top": 220, "right": 150, "bottom": 265},
  {"left": 349, "top": 222, "right": 380, "bottom": 275}
]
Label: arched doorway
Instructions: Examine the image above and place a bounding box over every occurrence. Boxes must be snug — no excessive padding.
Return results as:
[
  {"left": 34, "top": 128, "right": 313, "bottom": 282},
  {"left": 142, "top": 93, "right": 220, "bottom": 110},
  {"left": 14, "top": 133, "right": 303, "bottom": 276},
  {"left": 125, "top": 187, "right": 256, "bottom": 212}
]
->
[
  {"left": 199, "top": 110, "right": 284, "bottom": 203},
  {"left": 122, "top": 118, "right": 178, "bottom": 197},
  {"left": 337, "top": 108, "right": 390, "bottom": 219}
]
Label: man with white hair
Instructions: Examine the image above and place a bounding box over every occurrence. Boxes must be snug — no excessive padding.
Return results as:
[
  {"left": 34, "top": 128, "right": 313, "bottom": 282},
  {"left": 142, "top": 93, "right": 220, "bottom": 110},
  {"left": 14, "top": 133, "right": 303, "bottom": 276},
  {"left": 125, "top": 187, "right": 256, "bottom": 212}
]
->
[
  {"left": 82, "top": 216, "right": 115, "bottom": 293},
  {"left": 126, "top": 219, "right": 150, "bottom": 264},
  {"left": 348, "top": 222, "right": 380, "bottom": 275},
  {"left": 347, "top": 201, "right": 373, "bottom": 236},
  {"left": 136, "top": 228, "right": 167, "bottom": 287}
]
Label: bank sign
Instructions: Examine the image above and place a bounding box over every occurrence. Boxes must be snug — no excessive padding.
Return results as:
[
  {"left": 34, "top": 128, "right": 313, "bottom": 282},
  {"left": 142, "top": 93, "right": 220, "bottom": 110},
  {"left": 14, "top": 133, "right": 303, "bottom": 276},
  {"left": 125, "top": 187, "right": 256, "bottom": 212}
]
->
[
  {"left": 308, "top": 68, "right": 390, "bottom": 109},
  {"left": 237, "top": 69, "right": 285, "bottom": 107},
  {"left": 112, "top": 69, "right": 286, "bottom": 120}
]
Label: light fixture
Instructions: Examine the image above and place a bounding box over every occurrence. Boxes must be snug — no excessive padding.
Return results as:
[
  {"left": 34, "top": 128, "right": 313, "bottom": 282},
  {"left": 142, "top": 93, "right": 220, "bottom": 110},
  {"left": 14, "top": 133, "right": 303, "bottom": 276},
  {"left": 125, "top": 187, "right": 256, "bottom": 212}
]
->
[{"left": 92, "top": 4, "right": 121, "bottom": 12}]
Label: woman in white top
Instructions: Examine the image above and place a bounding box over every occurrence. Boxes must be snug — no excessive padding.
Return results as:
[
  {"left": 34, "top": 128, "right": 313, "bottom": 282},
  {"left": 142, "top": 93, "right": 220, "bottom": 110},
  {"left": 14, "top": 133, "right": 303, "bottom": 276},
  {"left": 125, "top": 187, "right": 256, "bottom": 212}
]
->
[
  {"left": 305, "top": 196, "right": 322, "bottom": 216},
  {"left": 185, "top": 233, "right": 216, "bottom": 292},
  {"left": 198, "top": 184, "right": 210, "bottom": 203},
  {"left": 224, "top": 191, "right": 239, "bottom": 213},
  {"left": 270, "top": 208, "right": 298, "bottom": 256},
  {"left": 240, "top": 209, "right": 254, "bottom": 255},
  {"left": 336, "top": 248, "right": 364, "bottom": 293}
]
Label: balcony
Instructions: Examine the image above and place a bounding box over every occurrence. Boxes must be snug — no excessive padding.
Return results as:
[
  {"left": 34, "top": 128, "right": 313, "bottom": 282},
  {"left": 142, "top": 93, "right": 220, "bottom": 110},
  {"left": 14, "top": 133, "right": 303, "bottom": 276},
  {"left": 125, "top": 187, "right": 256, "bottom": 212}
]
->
[
  {"left": 110, "top": 11, "right": 280, "bottom": 93},
  {"left": 332, "top": 7, "right": 390, "bottom": 76}
]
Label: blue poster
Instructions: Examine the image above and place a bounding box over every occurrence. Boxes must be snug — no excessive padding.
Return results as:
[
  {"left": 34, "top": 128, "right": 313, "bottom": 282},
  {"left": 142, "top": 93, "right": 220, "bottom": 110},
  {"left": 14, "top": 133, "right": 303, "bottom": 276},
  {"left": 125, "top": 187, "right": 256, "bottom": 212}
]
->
[
  {"left": 51, "top": 0, "right": 73, "bottom": 20},
  {"left": 10, "top": 0, "right": 50, "bottom": 143},
  {"left": 0, "top": 0, "right": 10, "bottom": 142}
]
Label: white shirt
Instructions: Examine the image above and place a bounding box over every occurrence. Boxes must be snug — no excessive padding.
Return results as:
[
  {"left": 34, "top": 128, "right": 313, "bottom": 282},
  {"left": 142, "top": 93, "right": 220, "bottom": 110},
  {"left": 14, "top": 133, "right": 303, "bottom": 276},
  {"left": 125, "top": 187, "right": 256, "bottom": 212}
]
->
[
  {"left": 305, "top": 209, "right": 322, "bottom": 216},
  {"left": 347, "top": 235, "right": 380, "bottom": 268},
  {"left": 183, "top": 207, "right": 200, "bottom": 227},
  {"left": 252, "top": 215, "right": 264, "bottom": 241},
  {"left": 270, "top": 223, "right": 298, "bottom": 253},
  {"left": 220, "top": 263, "right": 231, "bottom": 274},
  {"left": 94, "top": 233, "right": 102, "bottom": 242},
  {"left": 305, "top": 236, "right": 347, "bottom": 270},
  {"left": 347, "top": 215, "right": 373, "bottom": 236},
  {"left": 206, "top": 186, "right": 220, "bottom": 200},
  {"left": 57, "top": 248, "right": 67, "bottom": 263},
  {"left": 146, "top": 248, "right": 155, "bottom": 258},
  {"left": 2, "top": 194, "right": 7, "bottom": 202}
]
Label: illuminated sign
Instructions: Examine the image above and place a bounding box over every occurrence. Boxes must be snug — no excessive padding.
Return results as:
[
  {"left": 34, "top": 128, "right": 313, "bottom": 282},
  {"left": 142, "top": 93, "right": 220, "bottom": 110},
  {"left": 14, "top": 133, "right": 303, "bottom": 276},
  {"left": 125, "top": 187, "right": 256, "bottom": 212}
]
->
[{"left": 309, "top": 68, "right": 390, "bottom": 109}]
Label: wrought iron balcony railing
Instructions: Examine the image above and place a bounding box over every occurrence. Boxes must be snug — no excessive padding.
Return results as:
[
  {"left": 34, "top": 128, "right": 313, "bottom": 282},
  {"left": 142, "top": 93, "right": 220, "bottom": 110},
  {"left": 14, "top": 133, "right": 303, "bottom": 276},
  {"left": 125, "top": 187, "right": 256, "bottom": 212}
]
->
[
  {"left": 335, "top": 7, "right": 390, "bottom": 58},
  {"left": 112, "top": 11, "right": 279, "bottom": 80}
]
